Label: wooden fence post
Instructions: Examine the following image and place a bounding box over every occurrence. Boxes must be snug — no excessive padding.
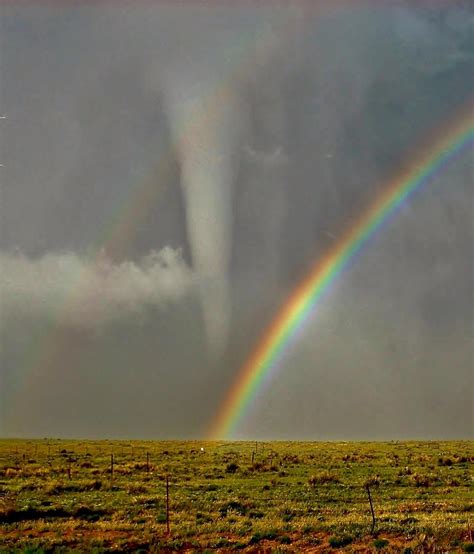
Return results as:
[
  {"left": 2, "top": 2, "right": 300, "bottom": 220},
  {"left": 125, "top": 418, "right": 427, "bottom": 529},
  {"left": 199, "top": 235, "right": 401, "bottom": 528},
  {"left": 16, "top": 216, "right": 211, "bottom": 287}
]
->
[
  {"left": 166, "top": 475, "right": 170, "bottom": 535},
  {"left": 365, "top": 484, "right": 376, "bottom": 534}
]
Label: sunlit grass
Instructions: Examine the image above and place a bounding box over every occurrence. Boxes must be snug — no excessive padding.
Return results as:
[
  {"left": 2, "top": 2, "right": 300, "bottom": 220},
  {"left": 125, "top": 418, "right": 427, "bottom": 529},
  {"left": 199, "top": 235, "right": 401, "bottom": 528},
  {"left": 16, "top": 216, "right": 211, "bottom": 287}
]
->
[{"left": 0, "top": 439, "right": 472, "bottom": 551}]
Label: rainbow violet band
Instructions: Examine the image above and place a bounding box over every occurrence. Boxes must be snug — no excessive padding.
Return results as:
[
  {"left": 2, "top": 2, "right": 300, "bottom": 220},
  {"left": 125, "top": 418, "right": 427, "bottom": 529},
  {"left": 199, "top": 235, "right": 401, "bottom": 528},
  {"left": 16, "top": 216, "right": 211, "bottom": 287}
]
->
[{"left": 208, "top": 99, "right": 474, "bottom": 440}]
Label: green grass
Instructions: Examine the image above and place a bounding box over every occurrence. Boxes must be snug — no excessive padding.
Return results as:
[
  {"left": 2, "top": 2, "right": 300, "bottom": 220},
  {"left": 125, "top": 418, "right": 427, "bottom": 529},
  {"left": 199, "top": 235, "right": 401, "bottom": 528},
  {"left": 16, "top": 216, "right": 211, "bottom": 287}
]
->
[{"left": 0, "top": 439, "right": 472, "bottom": 552}]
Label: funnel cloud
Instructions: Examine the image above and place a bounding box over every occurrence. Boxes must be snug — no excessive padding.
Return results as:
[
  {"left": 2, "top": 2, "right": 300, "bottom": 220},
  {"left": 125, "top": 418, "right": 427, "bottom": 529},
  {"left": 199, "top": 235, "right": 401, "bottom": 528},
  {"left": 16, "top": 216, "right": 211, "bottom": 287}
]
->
[{"left": 161, "top": 71, "right": 243, "bottom": 358}]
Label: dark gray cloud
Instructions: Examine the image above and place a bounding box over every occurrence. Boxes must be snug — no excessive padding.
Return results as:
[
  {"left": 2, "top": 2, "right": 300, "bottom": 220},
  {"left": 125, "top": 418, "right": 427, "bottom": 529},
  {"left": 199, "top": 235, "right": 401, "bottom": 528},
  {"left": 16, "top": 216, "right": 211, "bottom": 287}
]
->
[{"left": 1, "top": 1, "right": 472, "bottom": 438}]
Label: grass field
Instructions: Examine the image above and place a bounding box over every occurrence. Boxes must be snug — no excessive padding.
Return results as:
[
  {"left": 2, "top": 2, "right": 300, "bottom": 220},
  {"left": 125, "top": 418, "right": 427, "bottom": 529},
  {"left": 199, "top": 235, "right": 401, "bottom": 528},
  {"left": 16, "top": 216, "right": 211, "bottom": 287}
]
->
[{"left": 0, "top": 439, "right": 472, "bottom": 552}]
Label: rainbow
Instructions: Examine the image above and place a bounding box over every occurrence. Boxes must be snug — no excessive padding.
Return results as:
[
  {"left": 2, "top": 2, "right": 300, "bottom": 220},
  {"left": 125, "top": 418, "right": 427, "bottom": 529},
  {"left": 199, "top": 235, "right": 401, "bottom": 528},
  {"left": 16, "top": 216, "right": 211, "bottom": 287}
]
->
[{"left": 208, "top": 100, "right": 474, "bottom": 440}]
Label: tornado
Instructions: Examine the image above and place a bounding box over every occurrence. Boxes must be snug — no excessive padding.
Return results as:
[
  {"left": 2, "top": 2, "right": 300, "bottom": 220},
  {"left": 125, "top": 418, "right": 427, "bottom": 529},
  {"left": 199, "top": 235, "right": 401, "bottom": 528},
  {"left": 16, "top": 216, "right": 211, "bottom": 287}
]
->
[{"left": 162, "top": 70, "right": 242, "bottom": 359}]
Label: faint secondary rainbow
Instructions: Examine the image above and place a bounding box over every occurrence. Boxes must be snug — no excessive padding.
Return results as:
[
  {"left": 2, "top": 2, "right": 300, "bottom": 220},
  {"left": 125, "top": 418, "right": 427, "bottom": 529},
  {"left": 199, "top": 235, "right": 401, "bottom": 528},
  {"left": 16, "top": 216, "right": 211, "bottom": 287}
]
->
[
  {"left": 209, "top": 99, "right": 474, "bottom": 440},
  {"left": 4, "top": 5, "right": 306, "bottom": 431}
]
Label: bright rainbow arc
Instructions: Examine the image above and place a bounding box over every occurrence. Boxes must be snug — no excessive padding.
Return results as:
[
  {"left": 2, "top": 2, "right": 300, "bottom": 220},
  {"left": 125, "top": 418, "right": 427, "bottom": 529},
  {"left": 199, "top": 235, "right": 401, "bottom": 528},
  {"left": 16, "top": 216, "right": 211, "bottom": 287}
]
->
[{"left": 208, "top": 101, "right": 474, "bottom": 440}]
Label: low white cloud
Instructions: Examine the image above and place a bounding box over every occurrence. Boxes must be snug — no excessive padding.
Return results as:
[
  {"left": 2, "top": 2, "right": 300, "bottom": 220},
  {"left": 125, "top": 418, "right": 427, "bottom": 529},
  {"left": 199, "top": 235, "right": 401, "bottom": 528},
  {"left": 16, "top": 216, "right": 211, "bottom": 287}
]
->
[{"left": 0, "top": 247, "right": 195, "bottom": 329}]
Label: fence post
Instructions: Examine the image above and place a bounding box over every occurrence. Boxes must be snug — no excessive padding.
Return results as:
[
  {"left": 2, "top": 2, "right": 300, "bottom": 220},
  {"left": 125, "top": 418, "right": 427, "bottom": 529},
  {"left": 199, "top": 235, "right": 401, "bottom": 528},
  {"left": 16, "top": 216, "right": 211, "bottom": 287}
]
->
[
  {"left": 110, "top": 453, "right": 114, "bottom": 481},
  {"left": 166, "top": 475, "right": 170, "bottom": 535},
  {"left": 365, "top": 484, "right": 376, "bottom": 534}
]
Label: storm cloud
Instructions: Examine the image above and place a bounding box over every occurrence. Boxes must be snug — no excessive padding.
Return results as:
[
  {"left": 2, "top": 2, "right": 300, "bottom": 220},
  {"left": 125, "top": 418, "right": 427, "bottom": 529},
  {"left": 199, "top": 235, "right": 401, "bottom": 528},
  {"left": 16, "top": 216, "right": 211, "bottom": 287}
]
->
[{"left": 1, "top": 1, "right": 472, "bottom": 439}]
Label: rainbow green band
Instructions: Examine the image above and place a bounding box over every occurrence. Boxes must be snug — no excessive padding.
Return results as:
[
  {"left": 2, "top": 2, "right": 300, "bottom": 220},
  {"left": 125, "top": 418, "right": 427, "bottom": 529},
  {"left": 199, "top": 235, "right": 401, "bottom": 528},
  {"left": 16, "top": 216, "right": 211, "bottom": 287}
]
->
[{"left": 208, "top": 100, "right": 474, "bottom": 440}]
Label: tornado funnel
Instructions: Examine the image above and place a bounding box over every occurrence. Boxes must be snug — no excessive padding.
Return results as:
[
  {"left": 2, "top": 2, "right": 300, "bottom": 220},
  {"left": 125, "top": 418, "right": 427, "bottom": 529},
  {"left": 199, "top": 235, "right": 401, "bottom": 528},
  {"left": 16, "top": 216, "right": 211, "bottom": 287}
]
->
[{"left": 163, "top": 73, "right": 242, "bottom": 358}]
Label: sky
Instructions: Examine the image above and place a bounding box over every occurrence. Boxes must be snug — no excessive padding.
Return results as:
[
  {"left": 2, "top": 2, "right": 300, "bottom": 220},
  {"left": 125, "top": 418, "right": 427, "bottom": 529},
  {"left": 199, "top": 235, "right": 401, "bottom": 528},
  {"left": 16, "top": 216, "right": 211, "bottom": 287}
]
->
[{"left": 1, "top": 0, "right": 473, "bottom": 440}]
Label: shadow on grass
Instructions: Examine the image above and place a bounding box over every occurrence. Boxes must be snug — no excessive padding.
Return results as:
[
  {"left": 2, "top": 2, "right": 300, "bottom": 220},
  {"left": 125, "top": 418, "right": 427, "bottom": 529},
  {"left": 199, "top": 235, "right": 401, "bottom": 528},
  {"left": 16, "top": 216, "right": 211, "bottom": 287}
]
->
[{"left": 0, "top": 505, "right": 109, "bottom": 523}]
